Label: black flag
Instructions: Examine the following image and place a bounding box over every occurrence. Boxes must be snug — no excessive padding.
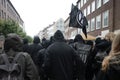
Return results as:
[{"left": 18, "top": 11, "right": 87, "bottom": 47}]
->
[{"left": 69, "top": 4, "right": 88, "bottom": 38}]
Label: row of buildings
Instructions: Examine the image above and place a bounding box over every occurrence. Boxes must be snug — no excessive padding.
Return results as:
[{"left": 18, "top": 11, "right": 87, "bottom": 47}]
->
[
  {"left": 38, "top": 0, "right": 120, "bottom": 40},
  {"left": 38, "top": 18, "right": 65, "bottom": 39},
  {"left": 0, "top": 0, "right": 25, "bottom": 31}
]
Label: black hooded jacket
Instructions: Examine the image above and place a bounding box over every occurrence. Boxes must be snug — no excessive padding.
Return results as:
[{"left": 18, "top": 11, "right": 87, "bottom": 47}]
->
[
  {"left": 29, "top": 36, "right": 43, "bottom": 65},
  {"left": 23, "top": 38, "right": 30, "bottom": 53},
  {"left": 43, "top": 30, "right": 85, "bottom": 80}
]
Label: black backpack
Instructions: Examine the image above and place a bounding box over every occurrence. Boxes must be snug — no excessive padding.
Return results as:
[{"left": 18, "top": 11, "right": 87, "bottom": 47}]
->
[
  {"left": 0, "top": 53, "right": 23, "bottom": 80},
  {"left": 75, "top": 42, "right": 92, "bottom": 63}
]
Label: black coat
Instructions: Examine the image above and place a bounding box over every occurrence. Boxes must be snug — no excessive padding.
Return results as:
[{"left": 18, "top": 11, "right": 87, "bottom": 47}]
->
[
  {"left": 29, "top": 43, "right": 43, "bottom": 64},
  {"left": 43, "top": 41, "right": 85, "bottom": 80},
  {"left": 23, "top": 44, "right": 30, "bottom": 53},
  {"left": 97, "top": 53, "right": 120, "bottom": 80}
]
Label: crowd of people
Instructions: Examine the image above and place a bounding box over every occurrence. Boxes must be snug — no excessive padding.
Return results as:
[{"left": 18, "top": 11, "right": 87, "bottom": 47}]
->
[{"left": 0, "top": 30, "right": 120, "bottom": 80}]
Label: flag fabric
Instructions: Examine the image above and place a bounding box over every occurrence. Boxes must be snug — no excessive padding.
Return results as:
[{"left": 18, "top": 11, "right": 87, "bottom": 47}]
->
[
  {"left": 69, "top": 4, "right": 79, "bottom": 28},
  {"left": 69, "top": 4, "right": 88, "bottom": 38}
]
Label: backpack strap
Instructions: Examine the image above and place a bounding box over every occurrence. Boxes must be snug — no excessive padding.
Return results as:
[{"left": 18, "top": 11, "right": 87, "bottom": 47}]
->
[
  {"left": 13, "top": 52, "right": 23, "bottom": 63},
  {"left": 1, "top": 53, "right": 10, "bottom": 65}
]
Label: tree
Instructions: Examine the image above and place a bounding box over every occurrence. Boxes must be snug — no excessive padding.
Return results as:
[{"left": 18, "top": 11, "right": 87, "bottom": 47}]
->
[
  {"left": 0, "top": 19, "right": 25, "bottom": 38},
  {"left": 25, "top": 36, "right": 33, "bottom": 43},
  {"left": 0, "top": 19, "right": 33, "bottom": 42}
]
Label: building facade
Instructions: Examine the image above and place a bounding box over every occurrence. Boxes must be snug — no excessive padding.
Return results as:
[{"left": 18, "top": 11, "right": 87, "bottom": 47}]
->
[
  {"left": 0, "top": 0, "right": 25, "bottom": 31},
  {"left": 55, "top": 18, "right": 65, "bottom": 35},
  {"left": 38, "top": 22, "right": 56, "bottom": 40},
  {"left": 38, "top": 18, "right": 65, "bottom": 40},
  {"left": 77, "top": 0, "right": 120, "bottom": 37}
]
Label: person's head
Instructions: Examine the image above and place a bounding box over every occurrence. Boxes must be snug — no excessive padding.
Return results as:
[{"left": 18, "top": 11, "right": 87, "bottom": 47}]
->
[
  {"left": 105, "top": 32, "right": 116, "bottom": 42},
  {"left": 33, "top": 36, "right": 40, "bottom": 44},
  {"left": 74, "top": 34, "right": 85, "bottom": 43},
  {"left": 4, "top": 33, "right": 23, "bottom": 52},
  {"left": 23, "top": 38, "right": 28, "bottom": 44},
  {"left": 86, "top": 40, "right": 93, "bottom": 46},
  {"left": 0, "top": 35, "right": 5, "bottom": 49},
  {"left": 102, "top": 32, "right": 120, "bottom": 71},
  {"left": 53, "top": 30, "right": 64, "bottom": 41},
  {"left": 95, "top": 37, "right": 101, "bottom": 45},
  {"left": 50, "top": 36, "right": 55, "bottom": 43},
  {"left": 110, "top": 32, "right": 120, "bottom": 55}
]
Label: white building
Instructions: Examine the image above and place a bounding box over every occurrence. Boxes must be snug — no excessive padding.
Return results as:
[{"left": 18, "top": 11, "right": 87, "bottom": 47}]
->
[{"left": 55, "top": 18, "right": 65, "bottom": 35}]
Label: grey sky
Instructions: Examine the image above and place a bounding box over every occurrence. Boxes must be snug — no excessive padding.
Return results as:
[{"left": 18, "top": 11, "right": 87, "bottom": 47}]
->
[{"left": 10, "top": 0, "right": 77, "bottom": 37}]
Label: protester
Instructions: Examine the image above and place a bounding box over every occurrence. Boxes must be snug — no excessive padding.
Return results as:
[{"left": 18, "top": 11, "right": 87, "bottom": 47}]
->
[
  {"left": 85, "top": 40, "right": 94, "bottom": 80},
  {"left": 68, "top": 39, "right": 74, "bottom": 48},
  {"left": 73, "top": 34, "right": 92, "bottom": 63},
  {"left": 23, "top": 38, "right": 30, "bottom": 53},
  {"left": 49, "top": 36, "right": 55, "bottom": 45},
  {"left": 0, "top": 34, "right": 5, "bottom": 54},
  {"left": 0, "top": 33, "right": 39, "bottom": 80},
  {"left": 105, "top": 32, "right": 116, "bottom": 42},
  {"left": 43, "top": 30, "right": 85, "bottom": 80},
  {"left": 96, "top": 32, "right": 120, "bottom": 80},
  {"left": 36, "top": 39, "right": 50, "bottom": 80},
  {"left": 29, "top": 36, "right": 43, "bottom": 65}
]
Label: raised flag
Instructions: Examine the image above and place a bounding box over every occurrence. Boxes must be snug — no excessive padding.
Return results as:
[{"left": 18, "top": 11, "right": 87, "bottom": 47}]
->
[{"left": 69, "top": 4, "right": 88, "bottom": 38}]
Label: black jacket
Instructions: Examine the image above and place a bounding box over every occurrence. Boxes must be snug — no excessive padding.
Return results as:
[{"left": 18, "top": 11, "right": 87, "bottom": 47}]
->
[
  {"left": 29, "top": 36, "right": 43, "bottom": 65},
  {"left": 43, "top": 30, "right": 85, "bottom": 80},
  {"left": 97, "top": 53, "right": 120, "bottom": 80},
  {"left": 43, "top": 42, "right": 85, "bottom": 80}
]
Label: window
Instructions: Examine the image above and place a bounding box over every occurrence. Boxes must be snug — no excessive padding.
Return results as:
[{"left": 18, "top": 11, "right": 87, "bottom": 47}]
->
[
  {"left": 0, "top": 10, "right": 1, "bottom": 18},
  {"left": 81, "top": 0, "right": 83, "bottom": 7},
  {"left": 2, "top": 10, "right": 4, "bottom": 18},
  {"left": 78, "top": 1, "right": 81, "bottom": 9},
  {"left": 91, "top": 18, "right": 95, "bottom": 31},
  {"left": 87, "top": 5, "right": 90, "bottom": 15},
  {"left": 4, "top": 12, "right": 6, "bottom": 19},
  {"left": 91, "top": 1, "right": 95, "bottom": 12},
  {"left": 87, "top": 20, "right": 91, "bottom": 32},
  {"left": 4, "top": 0, "right": 6, "bottom": 8},
  {"left": 103, "top": 0, "right": 109, "bottom": 4},
  {"left": 84, "top": 8, "right": 86, "bottom": 16},
  {"left": 96, "top": 14, "right": 101, "bottom": 29},
  {"left": 103, "top": 10, "right": 109, "bottom": 27},
  {"left": 96, "top": 0, "right": 101, "bottom": 9},
  {"left": 1, "top": 0, "right": 4, "bottom": 5},
  {"left": 84, "top": 0, "right": 87, "bottom": 4}
]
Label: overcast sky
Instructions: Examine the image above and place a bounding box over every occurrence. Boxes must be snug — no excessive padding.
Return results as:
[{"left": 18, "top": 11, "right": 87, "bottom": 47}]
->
[{"left": 10, "top": 0, "right": 77, "bottom": 37}]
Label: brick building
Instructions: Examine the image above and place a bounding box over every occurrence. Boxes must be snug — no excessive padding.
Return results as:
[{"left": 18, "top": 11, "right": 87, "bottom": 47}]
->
[
  {"left": 0, "top": 0, "right": 24, "bottom": 31},
  {"left": 77, "top": 0, "right": 120, "bottom": 37}
]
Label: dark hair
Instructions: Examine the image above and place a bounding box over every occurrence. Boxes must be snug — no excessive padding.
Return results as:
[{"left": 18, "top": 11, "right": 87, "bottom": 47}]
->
[
  {"left": 86, "top": 40, "right": 93, "bottom": 46},
  {"left": 53, "top": 30, "right": 64, "bottom": 41},
  {"left": 23, "top": 38, "right": 28, "bottom": 44},
  {"left": 33, "top": 36, "right": 40, "bottom": 44},
  {"left": 4, "top": 33, "right": 23, "bottom": 52},
  {"left": 74, "top": 34, "right": 85, "bottom": 43}
]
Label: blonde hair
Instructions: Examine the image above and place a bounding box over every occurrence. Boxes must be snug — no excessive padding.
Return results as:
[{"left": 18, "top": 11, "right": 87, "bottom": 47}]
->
[
  {"left": 105, "top": 32, "right": 116, "bottom": 42},
  {"left": 102, "top": 32, "right": 120, "bottom": 71}
]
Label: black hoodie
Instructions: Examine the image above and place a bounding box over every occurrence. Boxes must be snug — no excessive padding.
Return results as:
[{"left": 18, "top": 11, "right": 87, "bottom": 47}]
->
[
  {"left": 43, "top": 30, "right": 85, "bottom": 80},
  {"left": 29, "top": 36, "right": 43, "bottom": 64}
]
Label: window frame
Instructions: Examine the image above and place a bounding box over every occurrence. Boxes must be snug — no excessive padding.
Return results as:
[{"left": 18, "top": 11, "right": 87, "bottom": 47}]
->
[
  {"left": 102, "top": 10, "right": 109, "bottom": 28},
  {"left": 91, "top": 1, "right": 95, "bottom": 12},
  {"left": 91, "top": 18, "right": 95, "bottom": 31},
  {"left": 96, "top": 0, "right": 101, "bottom": 9},
  {"left": 96, "top": 14, "right": 101, "bottom": 29}
]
